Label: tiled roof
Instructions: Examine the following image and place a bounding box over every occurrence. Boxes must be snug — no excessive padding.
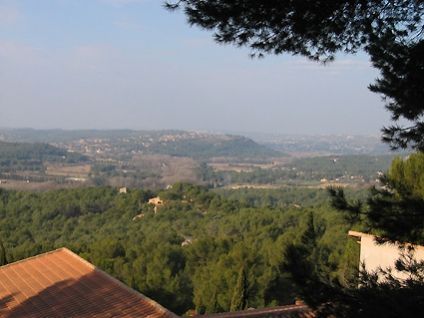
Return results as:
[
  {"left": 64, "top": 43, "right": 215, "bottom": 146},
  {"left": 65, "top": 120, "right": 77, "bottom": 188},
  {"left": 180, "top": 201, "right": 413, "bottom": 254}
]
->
[
  {"left": 195, "top": 305, "right": 314, "bottom": 318},
  {"left": 0, "top": 248, "right": 179, "bottom": 318}
]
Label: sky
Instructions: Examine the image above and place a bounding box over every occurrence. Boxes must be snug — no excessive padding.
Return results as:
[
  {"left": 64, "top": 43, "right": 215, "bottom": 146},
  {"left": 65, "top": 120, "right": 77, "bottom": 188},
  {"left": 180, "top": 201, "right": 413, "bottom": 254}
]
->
[{"left": 0, "top": 0, "right": 392, "bottom": 135}]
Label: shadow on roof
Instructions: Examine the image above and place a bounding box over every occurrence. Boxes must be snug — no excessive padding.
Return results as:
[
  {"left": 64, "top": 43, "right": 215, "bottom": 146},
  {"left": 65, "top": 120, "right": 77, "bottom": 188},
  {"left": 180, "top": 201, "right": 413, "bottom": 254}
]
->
[{"left": 2, "top": 270, "right": 172, "bottom": 318}]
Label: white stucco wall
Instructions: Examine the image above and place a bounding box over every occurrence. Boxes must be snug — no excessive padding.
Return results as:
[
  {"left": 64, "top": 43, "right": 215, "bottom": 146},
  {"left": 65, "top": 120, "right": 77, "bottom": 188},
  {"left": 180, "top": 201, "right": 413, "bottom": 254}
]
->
[{"left": 349, "top": 231, "right": 424, "bottom": 280}]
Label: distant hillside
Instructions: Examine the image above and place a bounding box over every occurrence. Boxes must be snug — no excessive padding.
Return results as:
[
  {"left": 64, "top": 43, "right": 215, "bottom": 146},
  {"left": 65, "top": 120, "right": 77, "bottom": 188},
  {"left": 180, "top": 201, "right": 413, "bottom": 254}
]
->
[
  {"left": 147, "top": 134, "right": 280, "bottom": 158},
  {"left": 0, "top": 129, "right": 281, "bottom": 159},
  {"left": 245, "top": 133, "right": 395, "bottom": 155},
  {"left": 0, "top": 141, "right": 88, "bottom": 173}
]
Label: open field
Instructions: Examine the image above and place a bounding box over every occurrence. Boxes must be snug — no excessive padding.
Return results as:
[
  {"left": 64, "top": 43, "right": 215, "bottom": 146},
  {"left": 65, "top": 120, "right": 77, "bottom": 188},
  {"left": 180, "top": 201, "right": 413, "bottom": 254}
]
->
[
  {"left": 45, "top": 164, "right": 91, "bottom": 178},
  {"left": 209, "top": 162, "right": 278, "bottom": 172},
  {"left": 0, "top": 180, "right": 84, "bottom": 191},
  {"left": 131, "top": 154, "right": 199, "bottom": 186},
  {"left": 208, "top": 156, "right": 291, "bottom": 172},
  {"left": 223, "top": 181, "right": 364, "bottom": 190}
]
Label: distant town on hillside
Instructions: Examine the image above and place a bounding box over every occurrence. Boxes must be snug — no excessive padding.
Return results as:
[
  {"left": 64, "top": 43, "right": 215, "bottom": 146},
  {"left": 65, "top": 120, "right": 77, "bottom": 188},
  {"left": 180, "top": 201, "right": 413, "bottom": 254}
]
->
[{"left": 0, "top": 128, "right": 402, "bottom": 191}]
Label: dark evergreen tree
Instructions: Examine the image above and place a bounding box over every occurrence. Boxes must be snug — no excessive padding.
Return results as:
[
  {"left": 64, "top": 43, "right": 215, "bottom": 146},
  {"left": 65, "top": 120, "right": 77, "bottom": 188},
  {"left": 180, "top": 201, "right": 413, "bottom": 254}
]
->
[
  {"left": 230, "top": 264, "right": 249, "bottom": 311},
  {"left": 301, "top": 212, "right": 317, "bottom": 248},
  {"left": 0, "top": 239, "right": 8, "bottom": 266},
  {"left": 329, "top": 152, "right": 424, "bottom": 245}
]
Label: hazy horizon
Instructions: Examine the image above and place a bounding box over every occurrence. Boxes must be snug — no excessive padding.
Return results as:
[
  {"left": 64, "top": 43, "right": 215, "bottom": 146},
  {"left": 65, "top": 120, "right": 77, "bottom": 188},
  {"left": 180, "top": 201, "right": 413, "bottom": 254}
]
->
[
  {"left": 0, "top": 0, "right": 392, "bottom": 135},
  {"left": 0, "top": 126, "right": 385, "bottom": 142}
]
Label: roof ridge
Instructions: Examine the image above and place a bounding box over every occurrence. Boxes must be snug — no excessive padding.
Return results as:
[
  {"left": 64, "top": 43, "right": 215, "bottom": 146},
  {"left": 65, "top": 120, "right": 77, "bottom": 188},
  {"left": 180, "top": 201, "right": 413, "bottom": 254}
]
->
[
  {"left": 0, "top": 247, "right": 179, "bottom": 318},
  {"left": 93, "top": 267, "right": 179, "bottom": 317},
  {"left": 60, "top": 248, "right": 178, "bottom": 317},
  {"left": 0, "top": 247, "right": 71, "bottom": 270},
  {"left": 1, "top": 247, "right": 179, "bottom": 317},
  {"left": 60, "top": 247, "right": 96, "bottom": 269}
]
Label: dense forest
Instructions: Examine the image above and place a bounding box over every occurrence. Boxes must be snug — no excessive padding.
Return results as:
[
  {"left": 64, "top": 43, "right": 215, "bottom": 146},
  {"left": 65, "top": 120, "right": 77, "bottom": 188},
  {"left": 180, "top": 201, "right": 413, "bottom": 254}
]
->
[
  {"left": 0, "top": 141, "right": 88, "bottom": 173},
  {"left": 0, "top": 184, "right": 359, "bottom": 315}
]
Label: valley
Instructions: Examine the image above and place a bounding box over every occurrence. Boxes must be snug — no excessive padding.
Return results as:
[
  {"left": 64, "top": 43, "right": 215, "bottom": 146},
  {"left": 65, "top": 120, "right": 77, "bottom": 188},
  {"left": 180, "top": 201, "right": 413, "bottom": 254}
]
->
[{"left": 0, "top": 129, "right": 399, "bottom": 191}]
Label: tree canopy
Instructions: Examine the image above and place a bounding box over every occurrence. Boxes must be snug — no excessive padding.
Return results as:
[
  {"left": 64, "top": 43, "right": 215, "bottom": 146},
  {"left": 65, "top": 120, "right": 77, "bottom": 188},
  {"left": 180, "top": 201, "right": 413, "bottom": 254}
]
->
[
  {"left": 0, "top": 185, "right": 356, "bottom": 315},
  {"left": 288, "top": 152, "right": 424, "bottom": 317},
  {"left": 330, "top": 152, "right": 424, "bottom": 245},
  {"left": 166, "top": 0, "right": 424, "bottom": 150}
]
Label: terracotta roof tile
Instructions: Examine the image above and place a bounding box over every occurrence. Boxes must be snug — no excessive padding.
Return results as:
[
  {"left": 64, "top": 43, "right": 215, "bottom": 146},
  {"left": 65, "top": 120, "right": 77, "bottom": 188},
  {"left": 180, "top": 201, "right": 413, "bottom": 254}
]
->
[{"left": 0, "top": 248, "right": 179, "bottom": 318}]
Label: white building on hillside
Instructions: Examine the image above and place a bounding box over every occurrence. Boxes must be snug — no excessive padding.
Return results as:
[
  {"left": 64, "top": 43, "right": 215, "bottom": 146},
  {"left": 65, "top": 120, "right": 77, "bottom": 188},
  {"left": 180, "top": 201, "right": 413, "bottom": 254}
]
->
[{"left": 349, "top": 231, "right": 424, "bottom": 281}]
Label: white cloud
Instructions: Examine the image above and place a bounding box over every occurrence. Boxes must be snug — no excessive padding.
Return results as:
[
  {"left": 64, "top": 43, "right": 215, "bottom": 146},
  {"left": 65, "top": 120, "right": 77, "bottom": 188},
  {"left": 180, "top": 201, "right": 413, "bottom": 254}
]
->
[
  {"left": 98, "top": 0, "right": 148, "bottom": 7},
  {"left": 0, "top": 4, "right": 22, "bottom": 26}
]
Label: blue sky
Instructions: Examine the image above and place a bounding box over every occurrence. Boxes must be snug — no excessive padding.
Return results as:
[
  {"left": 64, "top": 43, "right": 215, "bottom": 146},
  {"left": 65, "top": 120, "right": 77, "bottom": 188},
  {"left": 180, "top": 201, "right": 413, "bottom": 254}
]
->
[{"left": 0, "top": 0, "right": 391, "bottom": 135}]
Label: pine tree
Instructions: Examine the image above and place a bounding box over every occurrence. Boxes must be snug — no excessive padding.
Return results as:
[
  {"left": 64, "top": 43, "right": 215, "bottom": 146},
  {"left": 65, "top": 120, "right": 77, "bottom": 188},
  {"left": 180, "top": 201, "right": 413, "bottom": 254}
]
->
[
  {"left": 301, "top": 212, "right": 317, "bottom": 248},
  {"left": 230, "top": 264, "right": 249, "bottom": 311},
  {"left": 0, "top": 239, "right": 8, "bottom": 266},
  {"left": 330, "top": 152, "right": 424, "bottom": 245}
]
